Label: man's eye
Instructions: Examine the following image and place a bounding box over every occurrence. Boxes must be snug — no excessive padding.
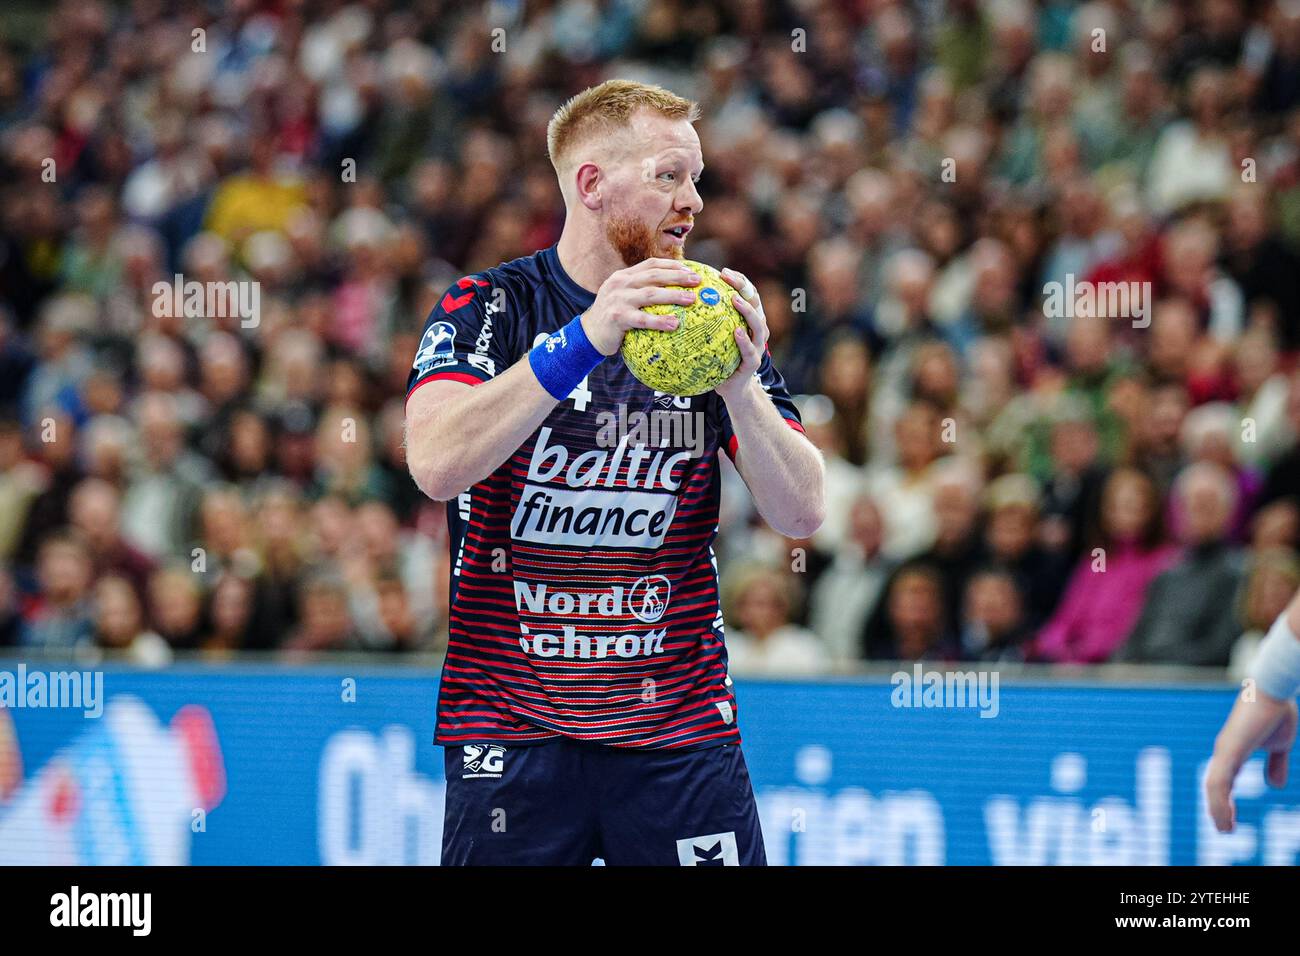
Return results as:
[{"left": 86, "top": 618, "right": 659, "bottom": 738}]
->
[{"left": 659, "top": 171, "right": 675, "bottom": 182}]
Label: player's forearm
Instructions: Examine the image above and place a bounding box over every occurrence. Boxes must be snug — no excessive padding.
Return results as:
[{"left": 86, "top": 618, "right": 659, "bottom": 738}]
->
[
  {"left": 407, "top": 359, "right": 561, "bottom": 501},
  {"left": 725, "top": 378, "right": 825, "bottom": 538},
  {"left": 1251, "top": 590, "right": 1300, "bottom": 702}
]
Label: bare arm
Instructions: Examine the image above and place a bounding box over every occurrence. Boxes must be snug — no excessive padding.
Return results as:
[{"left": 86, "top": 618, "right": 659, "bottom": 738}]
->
[
  {"left": 714, "top": 268, "right": 825, "bottom": 538},
  {"left": 405, "top": 364, "right": 558, "bottom": 501},
  {"left": 1205, "top": 591, "right": 1300, "bottom": 832},
  {"left": 724, "top": 377, "right": 826, "bottom": 537}
]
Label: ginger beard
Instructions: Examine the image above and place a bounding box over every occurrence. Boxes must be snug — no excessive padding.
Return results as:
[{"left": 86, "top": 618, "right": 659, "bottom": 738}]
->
[{"left": 605, "top": 212, "right": 685, "bottom": 266}]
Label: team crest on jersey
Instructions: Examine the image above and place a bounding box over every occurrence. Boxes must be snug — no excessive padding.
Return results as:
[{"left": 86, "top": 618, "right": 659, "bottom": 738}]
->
[
  {"left": 462, "top": 744, "right": 505, "bottom": 778},
  {"left": 413, "top": 321, "right": 458, "bottom": 373}
]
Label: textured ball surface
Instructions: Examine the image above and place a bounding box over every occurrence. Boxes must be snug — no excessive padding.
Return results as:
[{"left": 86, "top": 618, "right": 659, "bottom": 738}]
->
[{"left": 622, "top": 260, "right": 746, "bottom": 396}]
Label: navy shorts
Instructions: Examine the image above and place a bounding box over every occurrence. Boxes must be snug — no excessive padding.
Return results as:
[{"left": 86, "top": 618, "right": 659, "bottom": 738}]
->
[{"left": 441, "top": 739, "right": 767, "bottom": 866}]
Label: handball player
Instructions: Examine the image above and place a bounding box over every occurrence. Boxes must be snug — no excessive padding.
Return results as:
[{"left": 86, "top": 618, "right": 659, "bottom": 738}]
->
[{"left": 404, "top": 80, "right": 826, "bottom": 865}]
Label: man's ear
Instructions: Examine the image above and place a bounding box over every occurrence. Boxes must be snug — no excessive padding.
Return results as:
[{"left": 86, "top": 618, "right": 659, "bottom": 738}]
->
[{"left": 574, "top": 162, "right": 603, "bottom": 212}]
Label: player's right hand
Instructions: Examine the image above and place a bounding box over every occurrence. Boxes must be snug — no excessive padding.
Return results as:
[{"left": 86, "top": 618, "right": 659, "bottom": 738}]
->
[
  {"left": 1205, "top": 689, "right": 1298, "bottom": 832},
  {"left": 580, "top": 258, "right": 700, "bottom": 356}
]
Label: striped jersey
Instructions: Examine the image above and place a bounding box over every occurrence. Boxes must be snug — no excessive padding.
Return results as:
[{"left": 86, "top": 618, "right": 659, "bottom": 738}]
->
[{"left": 406, "top": 245, "right": 805, "bottom": 749}]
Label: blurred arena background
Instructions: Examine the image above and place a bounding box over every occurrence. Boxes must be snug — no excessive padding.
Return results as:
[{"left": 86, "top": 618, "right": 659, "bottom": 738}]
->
[{"left": 2, "top": 0, "right": 1300, "bottom": 865}]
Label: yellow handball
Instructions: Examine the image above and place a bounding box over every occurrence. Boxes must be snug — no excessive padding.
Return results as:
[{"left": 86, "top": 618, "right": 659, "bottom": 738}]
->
[{"left": 622, "top": 260, "right": 747, "bottom": 396}]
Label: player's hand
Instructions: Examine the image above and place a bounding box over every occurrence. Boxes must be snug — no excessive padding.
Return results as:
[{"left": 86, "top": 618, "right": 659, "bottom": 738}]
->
[
  {"left": 580, "top": 258, "right": 700, "bottom": 356},
  {"left": 715, "top": 267, "right": 768, "bottom": 402},
  {"left": 1205, "top": 689, "right": 1298, "bottom": 832}
]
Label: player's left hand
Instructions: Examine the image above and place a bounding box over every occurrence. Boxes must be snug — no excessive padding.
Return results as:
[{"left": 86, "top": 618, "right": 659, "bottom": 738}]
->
[
  {"left": 715, "top": 267, "right": 768, "bottom": 403},
  {"left": 1205, "top": 690, "right": 1298, "bottom": 832}
]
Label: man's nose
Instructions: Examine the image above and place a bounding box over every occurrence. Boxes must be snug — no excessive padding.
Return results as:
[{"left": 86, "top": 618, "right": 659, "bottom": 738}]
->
[{"left": 679, "top": 179, "right": 703, "bottom": 215}]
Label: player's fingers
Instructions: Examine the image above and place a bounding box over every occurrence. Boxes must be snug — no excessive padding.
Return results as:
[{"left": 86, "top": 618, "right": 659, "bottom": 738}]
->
[
  {"left": 723, "top": 267, "right": 759, "bottom": 304},
  {"left": 720, "top": 266, "right": 752, "bottom": 293},
  {"left": 732, "top": 325, "right": 762, "bottom": 368},
  {"left": 1204, "top": 766, "right": 1238, "bottom": 832},
  {"left": 632, "top": 286, "right": 700, "bottom": 307},
  {"left": 633, "top": 257, "right": 697, "bottom": 276},
  {"left": 630, "top": 267, "right": 701, "bottom": 289},
  {"left": 623, "top": 311, "right": 680, "bottom": 332},
  {"left": 1267, "top": 747, "right": 1291, "bottom": 789},
  {"left": 732, "top": 292, "right": 768, "bottom": 352}
]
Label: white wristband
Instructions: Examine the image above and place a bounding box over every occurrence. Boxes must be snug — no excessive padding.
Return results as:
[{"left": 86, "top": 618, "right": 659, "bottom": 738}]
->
[{"left": 1250, "top": 610, "right": 1300, "bottom": 701}]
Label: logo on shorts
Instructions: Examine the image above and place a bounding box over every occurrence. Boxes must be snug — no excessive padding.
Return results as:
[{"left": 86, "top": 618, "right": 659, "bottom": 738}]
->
[
  {"left": 462, "top": 744, "right": 505, "bottom": 778},
  {"left": 676, "top": 831, "right": 739, "bottom": 866}
]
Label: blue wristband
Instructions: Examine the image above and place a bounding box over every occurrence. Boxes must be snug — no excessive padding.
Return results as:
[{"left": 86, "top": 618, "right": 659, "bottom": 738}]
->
[{"left": 529, "top": 314, "right": 604, "bottom": 400}]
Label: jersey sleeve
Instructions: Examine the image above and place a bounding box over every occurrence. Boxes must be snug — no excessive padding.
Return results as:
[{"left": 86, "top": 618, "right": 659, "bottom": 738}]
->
[
  {"left": 718, "top": 348, "right": 806, "bottom": 462},
  {"left": 406, "top": 275, "right": 514, "bottom": 401}
]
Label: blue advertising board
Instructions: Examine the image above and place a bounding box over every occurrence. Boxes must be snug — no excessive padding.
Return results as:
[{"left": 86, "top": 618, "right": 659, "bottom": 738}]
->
[{"left": 1, "top": 664, "right": 1297, "bottom": 865}]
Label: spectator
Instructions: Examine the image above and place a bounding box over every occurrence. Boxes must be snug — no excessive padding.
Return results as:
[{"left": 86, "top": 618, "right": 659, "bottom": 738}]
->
[
  {"left": 15, "top": 410, "right": 82, "bottom": 568},
  {"left": 283, "top": 573, "right": 359, "bottom": 654},
  {"left": 797, "top": 394, "right": 865, "bottom": 554},
  {"left": 1036, "top": 401, "right": 1108, "bottom": 561},
  {"left": 1227, "top": 547, "right": 1300, "bottom": 683},
  {"left": 1145, "top": 67, "right": 1235, "bottom": 215},
  {"left": 809, "top": 493, "right": 894, "bottom": 666},
  {"left": 1174, "top": 401, "right": 1261, "bottom": 543},
  {"left": 244, "top": 484, "right": 307, "bottom": 644},
  {"left": 373, "top": 571, "right": 425, "bottom": 651},
  {"left": 980, "top": 473, "right": 1071, "bottom": 629},
  {"left": 0, "top": 417, "right": 43, "bottom": 562},
  {"left": 119, "top": 392, "right": 210, "bottom": 559},
  {"left": 1230, "top": 327, "right": 1291, "bottom": 468},
  {"left": 1120, "top": 462, "right": 1247, "bottom": 665},
  {"left": 1220, "top": 187, "right": 1300, "bottom": 350},
  {"left": 20, "top": 532, "right": 95, "bottom": 650},
  {"left": 959, "top": 566, "right": 1031, "bottom": 662},
  {"left": 147, "top": 565, "right": 205, "bottom": 650},
  {"left": 91, "top": 575, "right": 171, "bottom": 666},
  {"left": 1257, "top": 368, "right": 1300, "bottom": 515},
  {"left": 906, "top": 459, "right": 985, "bottom": 637},
  {"left": 864, "top": 561, "right": 954, "bottom": 661},
  {"left": 865, "top": 401, "right": 945, "bottom": 560},
  {"left": 198, "top": 572, "right": 257, "bottom": 657},
  {"left": 67, "top": 478, "right": 156, "bottom": 601},
  {"left": 723, "top": 563, "right": 829, "bottom": 676},
  {"left": 1035, "top": 468, "right": 1179, "bottom": 663}
]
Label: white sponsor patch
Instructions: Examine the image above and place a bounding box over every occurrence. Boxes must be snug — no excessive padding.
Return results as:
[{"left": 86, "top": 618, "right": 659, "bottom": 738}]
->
[
  {"left": 514, "top": 576, "right": 671, "bottom": 622},
  {"left": 512, "top": 484, "right": 677, "bottom": 549},
  {"left": 517, "top": 623, "right": 667, "bottom": 659}
]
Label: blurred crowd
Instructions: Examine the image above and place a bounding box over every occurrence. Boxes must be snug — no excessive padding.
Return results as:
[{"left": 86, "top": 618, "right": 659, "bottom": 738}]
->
[{"left": 2, "top": 0, "right": 1300, "bottom": 677}]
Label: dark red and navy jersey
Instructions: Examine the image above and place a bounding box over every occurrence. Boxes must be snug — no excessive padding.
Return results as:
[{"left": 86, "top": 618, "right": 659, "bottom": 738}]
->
[{"left": 406, "top": 245, "right": 805, "bottom": 749}]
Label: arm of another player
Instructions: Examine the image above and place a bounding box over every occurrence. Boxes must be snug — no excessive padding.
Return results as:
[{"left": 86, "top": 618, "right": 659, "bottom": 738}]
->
[
  {"left": 406, "top": 259, "right": 699, "bottom": 501},
  {"left": 1205, "top": 588, "right": 1300, "bottom": 832},
  {"left": 714, "top": 268, "right": 826, "bottom": 539}
]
